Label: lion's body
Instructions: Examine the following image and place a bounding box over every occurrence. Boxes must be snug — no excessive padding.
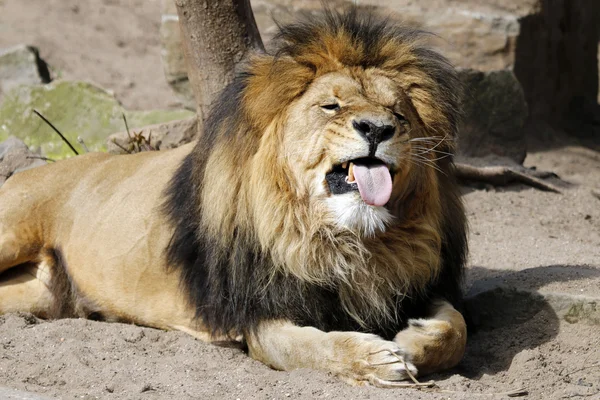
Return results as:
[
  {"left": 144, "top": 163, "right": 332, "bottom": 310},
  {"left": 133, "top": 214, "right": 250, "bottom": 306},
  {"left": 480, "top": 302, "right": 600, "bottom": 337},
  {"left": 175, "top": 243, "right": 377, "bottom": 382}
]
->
[
  {"left": 0, "top": 144, "right": 206, "bottom": 336},
  {"left": 0, "top": 10, "right": 468, "bottom": 386}
]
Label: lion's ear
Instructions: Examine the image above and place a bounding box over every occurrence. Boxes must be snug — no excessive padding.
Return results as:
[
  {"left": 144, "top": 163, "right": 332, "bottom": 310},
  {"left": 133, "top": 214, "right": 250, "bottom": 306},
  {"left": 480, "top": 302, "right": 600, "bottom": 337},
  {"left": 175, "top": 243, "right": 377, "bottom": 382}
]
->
[{"left": 242, "top": 55, "right": 314, "bottom": 131}]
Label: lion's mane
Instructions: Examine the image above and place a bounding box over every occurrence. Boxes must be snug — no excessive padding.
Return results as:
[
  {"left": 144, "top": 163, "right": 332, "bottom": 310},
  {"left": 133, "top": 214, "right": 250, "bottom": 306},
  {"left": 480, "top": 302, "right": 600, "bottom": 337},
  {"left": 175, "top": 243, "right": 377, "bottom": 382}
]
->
[{"left": 164, "top": 9, "right": 467, "bottom": 340}]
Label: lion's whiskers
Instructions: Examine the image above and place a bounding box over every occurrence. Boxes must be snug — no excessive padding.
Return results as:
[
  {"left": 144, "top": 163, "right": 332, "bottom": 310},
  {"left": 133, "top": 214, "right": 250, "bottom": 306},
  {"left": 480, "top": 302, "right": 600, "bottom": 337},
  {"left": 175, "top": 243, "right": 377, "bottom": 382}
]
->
[
  {"left": 408, "top": 136, "right": 454, "bottom": 145},
  {"left": 403, "top": 132, "right": 454, "bottom": 175},
  {"left": 418, "top": 154, "right": 451, "bottom": 162},
  {"left": 409, "top": 133, "right": 450, "bottom": 150},
  {"left": 408, "top": 154, "right": 447, "bottom": 176},
  {"left": 412, "top": 146, "right": 454, "bottom": 157},
  {"left": 410, "top": 160, "right": 447, "bottom": 176}
]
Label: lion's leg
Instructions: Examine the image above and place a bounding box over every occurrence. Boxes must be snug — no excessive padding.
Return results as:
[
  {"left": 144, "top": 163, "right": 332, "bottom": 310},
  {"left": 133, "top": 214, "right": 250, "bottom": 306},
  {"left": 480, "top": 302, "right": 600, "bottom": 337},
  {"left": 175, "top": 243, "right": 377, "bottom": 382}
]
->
[
  {"left": 0, "top": 181, "right": 56, "bottom": 318},
  {"left": 245, "top": 320, "right": 418, "bottom": 387},
  {"left": 0, "top": 263, "right": 53, "bottom": 317},
  {"left": 0, "top": 188, "right": 43, "bottom": 274},
  {"left": 0, "top": 217, "right": 40, "bottom": 274},
  {"left": 393, "top": 299, "right": 467, "bottom": 375}
]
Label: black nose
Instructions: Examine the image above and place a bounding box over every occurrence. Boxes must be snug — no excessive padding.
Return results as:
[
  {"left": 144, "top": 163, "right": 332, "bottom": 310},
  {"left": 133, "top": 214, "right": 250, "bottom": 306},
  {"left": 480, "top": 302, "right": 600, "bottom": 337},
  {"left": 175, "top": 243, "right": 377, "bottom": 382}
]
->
[{"left": 352, "top": 119, "right": 395, "bottom": 147}]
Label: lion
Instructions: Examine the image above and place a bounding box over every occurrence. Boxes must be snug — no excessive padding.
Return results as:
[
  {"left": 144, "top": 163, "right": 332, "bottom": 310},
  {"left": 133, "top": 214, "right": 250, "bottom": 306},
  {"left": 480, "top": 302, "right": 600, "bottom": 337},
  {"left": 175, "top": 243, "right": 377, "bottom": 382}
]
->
[{"left": 0, "top": 9, "right": 467, "bottom": 387}]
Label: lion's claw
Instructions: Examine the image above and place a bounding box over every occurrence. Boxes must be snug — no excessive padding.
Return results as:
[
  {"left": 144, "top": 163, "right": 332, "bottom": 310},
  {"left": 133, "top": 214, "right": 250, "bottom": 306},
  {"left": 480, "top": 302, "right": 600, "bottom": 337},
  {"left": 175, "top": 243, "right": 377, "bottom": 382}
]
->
[
  {"left": 366, "top": 348, "right": 406, "bottom": 366},
  {"left": 341, "top": 337, "right": 418, "bottom": 384}
]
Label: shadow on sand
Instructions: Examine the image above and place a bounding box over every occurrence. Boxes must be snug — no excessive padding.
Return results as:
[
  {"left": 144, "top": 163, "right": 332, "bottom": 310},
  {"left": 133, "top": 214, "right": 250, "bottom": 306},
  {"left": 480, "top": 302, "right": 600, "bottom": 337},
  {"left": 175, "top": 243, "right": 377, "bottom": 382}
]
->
[{"left": 437, "top": 264, "right": 600, "bottom": 379}]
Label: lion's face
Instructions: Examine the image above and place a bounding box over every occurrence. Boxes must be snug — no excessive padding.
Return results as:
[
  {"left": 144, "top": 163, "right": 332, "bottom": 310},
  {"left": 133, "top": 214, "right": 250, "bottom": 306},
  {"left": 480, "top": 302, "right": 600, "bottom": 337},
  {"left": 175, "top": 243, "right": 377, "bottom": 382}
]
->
[{"left": 281, "top": 69, "right": 419, "bottom": 236}]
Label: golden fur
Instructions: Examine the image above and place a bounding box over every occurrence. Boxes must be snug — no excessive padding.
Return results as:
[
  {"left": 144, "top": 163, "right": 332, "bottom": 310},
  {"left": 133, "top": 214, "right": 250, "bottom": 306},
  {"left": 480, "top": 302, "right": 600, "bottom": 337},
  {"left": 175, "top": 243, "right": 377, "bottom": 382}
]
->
[{"left": 0, "top": 9, "right": 467, "bottom": 386}]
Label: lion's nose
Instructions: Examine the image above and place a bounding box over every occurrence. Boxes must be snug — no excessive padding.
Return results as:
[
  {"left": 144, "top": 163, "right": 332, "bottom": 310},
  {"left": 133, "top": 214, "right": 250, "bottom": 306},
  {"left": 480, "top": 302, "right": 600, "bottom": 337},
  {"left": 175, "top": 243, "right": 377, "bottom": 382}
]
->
[{"left": 352, "top": 119, "right": 395, "bottom": 148}]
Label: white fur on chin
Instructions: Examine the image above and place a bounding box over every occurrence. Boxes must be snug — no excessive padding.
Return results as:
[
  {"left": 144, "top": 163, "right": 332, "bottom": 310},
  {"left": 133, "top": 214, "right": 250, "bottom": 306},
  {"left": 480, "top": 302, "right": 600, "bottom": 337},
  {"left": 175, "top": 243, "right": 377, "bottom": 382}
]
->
[{"left": 325, "top": 192, "right": 393, "bottom": 237}]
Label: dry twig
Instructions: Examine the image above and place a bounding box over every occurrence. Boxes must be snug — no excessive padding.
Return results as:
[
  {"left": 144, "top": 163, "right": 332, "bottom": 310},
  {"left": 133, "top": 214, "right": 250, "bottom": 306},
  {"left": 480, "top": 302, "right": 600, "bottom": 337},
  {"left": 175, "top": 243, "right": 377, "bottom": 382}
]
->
[
  {"left": 115, "top": 113, "right": 157, "bottom": 154},
  {"left": 32, "top": 109, "right": 79, "bottom": 156},
  {"left": 26, "top": 155, "right": 55, "bottom": 163},
  {"left": 77, "top": 136, "right": 90, "bottom": 153}
]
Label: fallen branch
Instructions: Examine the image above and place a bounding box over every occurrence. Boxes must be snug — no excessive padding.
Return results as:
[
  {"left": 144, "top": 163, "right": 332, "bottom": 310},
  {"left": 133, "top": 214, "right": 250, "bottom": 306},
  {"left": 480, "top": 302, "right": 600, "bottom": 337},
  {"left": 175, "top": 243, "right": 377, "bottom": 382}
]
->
[{"left": 455, "top": 162, "right": 561, "bottom": 193}]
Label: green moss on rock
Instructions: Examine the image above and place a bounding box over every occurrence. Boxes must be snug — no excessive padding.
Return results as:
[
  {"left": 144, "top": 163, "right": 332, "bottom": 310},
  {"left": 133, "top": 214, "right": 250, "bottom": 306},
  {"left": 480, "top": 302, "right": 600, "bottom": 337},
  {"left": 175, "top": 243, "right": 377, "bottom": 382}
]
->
[{"left": 0, "top": 80, "right": 193, "bottom": 158}]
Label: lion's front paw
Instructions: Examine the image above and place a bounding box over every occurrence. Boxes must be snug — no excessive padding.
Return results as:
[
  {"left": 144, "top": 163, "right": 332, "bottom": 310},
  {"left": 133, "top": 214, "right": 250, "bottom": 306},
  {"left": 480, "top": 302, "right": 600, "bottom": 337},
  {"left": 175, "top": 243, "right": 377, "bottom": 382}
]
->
[{"left": 329, "top": 332, "right": 419, "bottom": 387}]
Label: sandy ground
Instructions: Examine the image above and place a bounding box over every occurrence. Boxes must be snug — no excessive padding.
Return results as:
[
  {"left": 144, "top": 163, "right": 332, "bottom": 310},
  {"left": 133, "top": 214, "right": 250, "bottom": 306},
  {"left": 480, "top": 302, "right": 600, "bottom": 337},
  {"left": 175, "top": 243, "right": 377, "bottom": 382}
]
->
[{"left": 0, "top": 1, "right": 599, "bottom": 399}]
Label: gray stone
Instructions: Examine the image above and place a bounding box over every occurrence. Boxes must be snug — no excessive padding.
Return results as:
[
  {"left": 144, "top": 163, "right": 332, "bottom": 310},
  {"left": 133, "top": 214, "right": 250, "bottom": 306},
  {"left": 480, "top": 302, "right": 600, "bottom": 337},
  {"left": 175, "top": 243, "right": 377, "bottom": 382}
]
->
[
  {"left": 458, "top": 69, "right": 528, "bottom": 164},
  {"left": 373, "top": 3, "right": 522, "bottom": 72},
  {"left": 0, "top": 45, "right": 50, "bottom": 101},
  {"left": 0, "top": 136, "right": 47, "bottom": 187},
  {"left": 107, "top": 116, "right": 198, "bottom": 154}
]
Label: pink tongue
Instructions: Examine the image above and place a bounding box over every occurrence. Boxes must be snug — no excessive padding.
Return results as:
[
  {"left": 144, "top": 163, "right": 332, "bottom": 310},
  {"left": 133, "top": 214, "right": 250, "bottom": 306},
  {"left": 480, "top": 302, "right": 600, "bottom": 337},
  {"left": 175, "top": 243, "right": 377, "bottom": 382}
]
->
[{"left": 352, "top": 163, "right": 393, "bottom": 206}]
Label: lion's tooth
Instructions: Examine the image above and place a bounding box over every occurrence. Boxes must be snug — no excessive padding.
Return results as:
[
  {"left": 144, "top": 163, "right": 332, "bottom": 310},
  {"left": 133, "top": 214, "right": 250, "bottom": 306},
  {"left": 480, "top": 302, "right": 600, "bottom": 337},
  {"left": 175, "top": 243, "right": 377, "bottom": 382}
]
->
[
  {"left": 348, "top": 162, "right": 355, "bottom": 183},
  {"left": 341, "top": 162, "right": 348, "bottom": 169}
]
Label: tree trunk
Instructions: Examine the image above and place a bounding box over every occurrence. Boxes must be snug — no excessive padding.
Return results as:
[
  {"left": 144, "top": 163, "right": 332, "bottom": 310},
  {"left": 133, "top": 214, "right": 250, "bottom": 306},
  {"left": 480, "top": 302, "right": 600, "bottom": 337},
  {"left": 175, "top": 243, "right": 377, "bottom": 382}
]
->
[{"left": 174, "top": 0, "right": 263, "bottom": 132}]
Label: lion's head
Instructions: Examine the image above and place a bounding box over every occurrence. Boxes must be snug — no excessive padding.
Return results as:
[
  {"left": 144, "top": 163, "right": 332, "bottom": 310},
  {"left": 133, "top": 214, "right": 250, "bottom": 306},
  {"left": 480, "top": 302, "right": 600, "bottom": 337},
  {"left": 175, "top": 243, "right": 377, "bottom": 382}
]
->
[{"left": 166, "top": 9, "right": 466, "bottom": 336}]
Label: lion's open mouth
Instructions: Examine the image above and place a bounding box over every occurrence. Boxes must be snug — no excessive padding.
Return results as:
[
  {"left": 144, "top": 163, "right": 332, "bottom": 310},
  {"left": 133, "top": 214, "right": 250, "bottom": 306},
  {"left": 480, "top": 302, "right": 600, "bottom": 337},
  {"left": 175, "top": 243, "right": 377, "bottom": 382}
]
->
[{"left": 325, "top": 158, "right": 393, "bottom": 207}]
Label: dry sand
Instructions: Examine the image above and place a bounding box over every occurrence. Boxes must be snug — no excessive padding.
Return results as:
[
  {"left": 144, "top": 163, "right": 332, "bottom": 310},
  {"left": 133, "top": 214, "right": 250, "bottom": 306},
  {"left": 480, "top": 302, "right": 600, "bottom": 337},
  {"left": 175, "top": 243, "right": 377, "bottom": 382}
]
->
[{"left": 0, "top": 0, "right": 599, "bottom": 399}]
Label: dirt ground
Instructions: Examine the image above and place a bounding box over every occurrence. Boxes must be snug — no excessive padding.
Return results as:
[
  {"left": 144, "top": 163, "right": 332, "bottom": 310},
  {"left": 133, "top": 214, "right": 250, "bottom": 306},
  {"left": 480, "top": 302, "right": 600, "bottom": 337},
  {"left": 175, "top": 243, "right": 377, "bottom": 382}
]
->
[{"left": 0, "top": 1, "right": 599, "bottom": 399}]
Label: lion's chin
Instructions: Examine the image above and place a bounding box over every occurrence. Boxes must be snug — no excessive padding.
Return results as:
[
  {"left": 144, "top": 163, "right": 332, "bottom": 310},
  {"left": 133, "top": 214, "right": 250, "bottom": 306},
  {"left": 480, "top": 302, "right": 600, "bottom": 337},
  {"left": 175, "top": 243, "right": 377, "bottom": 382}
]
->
[{"left": 325, "top": 192, "right": 393, "bottom": 237}]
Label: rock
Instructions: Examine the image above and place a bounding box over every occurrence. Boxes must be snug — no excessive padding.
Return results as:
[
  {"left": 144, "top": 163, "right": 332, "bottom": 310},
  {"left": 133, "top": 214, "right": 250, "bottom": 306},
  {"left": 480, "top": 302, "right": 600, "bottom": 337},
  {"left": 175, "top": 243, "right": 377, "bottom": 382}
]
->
[
  {"left": 0, "top": 45, "right": 50, "bottom": 101},
  {"left": 107, "top": 116, "right": 197, "bottom": 154},
  {"left": 379, "top": 5, "right": 521, "bottom": 72},
  {"left": 0, "top": 136, "right": 46, "bottom": 188},
  {"left": 0, "top": 80, "right": 194, "bottom": 159},
  {"left": 160, "top": 0, "right": 195, "bottom": 110},
  {"left": 458, "top": 69, "right": 528, "bottom": 164}
]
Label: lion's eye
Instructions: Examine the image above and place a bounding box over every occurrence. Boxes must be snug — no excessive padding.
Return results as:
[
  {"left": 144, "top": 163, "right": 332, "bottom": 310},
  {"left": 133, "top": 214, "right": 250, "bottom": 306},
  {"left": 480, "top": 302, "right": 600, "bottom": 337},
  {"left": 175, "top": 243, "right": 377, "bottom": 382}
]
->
[
  {"left": 320, "top": 103, "right": 341, "bottom": 112},
  {"left": 394, "top": 112, "right": 407, "bottom": 122}
]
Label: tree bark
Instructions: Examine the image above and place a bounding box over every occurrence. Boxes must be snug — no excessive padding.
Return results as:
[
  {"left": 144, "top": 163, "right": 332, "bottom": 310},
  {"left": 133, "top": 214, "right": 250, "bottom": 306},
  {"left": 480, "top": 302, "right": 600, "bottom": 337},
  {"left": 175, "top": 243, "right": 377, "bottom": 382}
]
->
[{"left": 174, "top": 0, "right": 263, "bottom": 131}]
